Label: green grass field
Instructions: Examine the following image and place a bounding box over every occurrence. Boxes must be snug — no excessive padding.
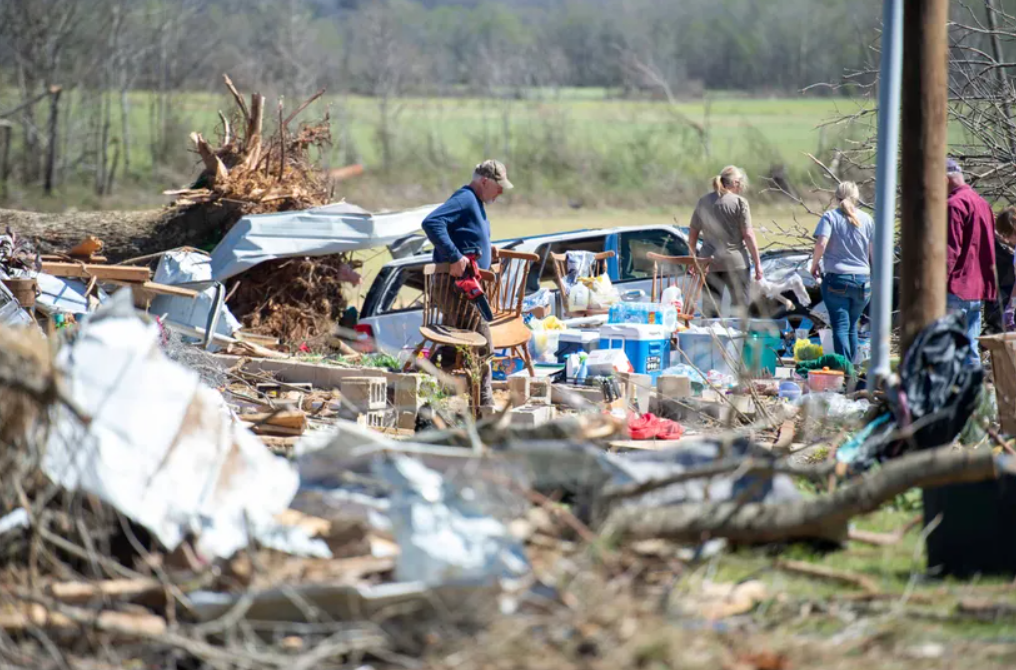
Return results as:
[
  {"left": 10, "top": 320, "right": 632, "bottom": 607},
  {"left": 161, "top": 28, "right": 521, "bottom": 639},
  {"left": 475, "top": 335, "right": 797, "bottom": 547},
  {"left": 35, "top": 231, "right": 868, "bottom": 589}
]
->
[{"left": 6, "top": 89, "right": 875, "bottom": 211}]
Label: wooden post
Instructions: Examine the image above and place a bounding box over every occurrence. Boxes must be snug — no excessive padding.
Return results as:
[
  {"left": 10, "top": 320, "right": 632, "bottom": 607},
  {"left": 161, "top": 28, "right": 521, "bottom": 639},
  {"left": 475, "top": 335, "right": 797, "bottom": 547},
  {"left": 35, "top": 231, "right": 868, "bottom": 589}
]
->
[
  {"left": 44, "top": 86, "right": 62, "bottom": 196},
  {"left": 0, "top": 122, "right": 11, "bottom": 201},
  {"left": 899, "top": 0, "right": 950, "bottom": 353}
]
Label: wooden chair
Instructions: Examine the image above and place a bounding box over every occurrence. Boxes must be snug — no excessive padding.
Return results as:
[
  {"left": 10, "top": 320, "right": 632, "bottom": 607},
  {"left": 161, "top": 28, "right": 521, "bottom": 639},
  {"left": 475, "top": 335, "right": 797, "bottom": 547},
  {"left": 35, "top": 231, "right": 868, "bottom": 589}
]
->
[
  {"left": 550, "top": 250, "right": 615, "bottom": 317},
  {"left": 485, "top": 248, "right": 540, "bottom": 377},
  {"left": 647, "top": 253, "right": 712, "bottom": 327},
  {"left": 405, "top": 263, "right": 492, "bottom": 415}
]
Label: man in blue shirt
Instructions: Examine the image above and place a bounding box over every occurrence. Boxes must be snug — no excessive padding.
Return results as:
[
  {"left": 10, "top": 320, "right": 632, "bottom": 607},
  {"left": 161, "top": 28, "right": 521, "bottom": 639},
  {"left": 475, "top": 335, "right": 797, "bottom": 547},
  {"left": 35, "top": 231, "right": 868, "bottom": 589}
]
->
[
  {"left": 421, "top": 160, "right": 513, "bottom": 409},
  {"left": 423, "top": 159, "right": 512, "bottom": 275}
]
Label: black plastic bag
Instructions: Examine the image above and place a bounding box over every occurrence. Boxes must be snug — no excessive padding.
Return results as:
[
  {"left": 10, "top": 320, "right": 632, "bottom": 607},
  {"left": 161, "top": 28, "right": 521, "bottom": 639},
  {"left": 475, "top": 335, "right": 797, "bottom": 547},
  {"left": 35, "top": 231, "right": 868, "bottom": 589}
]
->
[
  {"left": 848, "top": 312, "right": 983, "bottom": 469},
  {"left": 895, "top": 311, "right": 983, "bottom": 450}
]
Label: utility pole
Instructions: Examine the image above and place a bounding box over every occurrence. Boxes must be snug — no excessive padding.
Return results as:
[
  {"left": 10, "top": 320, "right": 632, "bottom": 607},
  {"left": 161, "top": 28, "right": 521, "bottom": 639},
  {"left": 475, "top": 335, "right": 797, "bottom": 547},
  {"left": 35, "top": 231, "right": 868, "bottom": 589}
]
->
[{"left": 899, "top": 0, "right": 950, "bottom": 353}]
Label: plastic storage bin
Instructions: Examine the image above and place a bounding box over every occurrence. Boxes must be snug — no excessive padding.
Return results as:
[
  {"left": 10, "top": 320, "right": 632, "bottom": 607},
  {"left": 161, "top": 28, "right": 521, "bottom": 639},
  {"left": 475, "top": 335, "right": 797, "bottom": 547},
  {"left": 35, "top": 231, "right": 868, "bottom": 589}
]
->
[
  {"left": 598, "top": 323, "right": 671, "bottom": 379},
  {"left": 555, "top": 329, "right": 601, "bottom": 363},
  {"left": 675, "top": 329, "right": 742, "bottom": 376}
]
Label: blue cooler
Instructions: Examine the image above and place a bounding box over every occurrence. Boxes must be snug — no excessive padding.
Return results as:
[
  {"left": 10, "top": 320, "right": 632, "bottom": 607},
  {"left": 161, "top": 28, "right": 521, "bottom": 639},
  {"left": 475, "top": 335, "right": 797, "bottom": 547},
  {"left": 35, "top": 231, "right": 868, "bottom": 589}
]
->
[
  {"left": 598, "top": 323, "right": 671, "bottom": 379},
  {"left": 555, "top": 329, "right": 601, "bottom": 363}
]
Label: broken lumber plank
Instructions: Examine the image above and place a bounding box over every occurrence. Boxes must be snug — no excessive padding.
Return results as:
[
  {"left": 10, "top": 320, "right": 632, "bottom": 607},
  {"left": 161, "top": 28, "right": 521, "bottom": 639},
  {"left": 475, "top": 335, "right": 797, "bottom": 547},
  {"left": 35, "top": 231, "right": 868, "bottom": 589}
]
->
[
  {"left": 239, "top": 409, "right": 307, "bottom": 430},
  {"left": 242, "top": 423, "right": 304, "bottom": 437},
  {"left": 599, "top": 446, "right": 1001, "bottom": 545},
  {"left": 48, "top": 578, "right": 162, "bottom": 604},
  {"left": 107, "top": 280, "right": 200, "bottom": 298},
  {"left": 235, "top": 330, "right": 281, "bottom": 347},
  {"left": 775, "top": 559, "right": 881, "bottom": 594},
  {"left": 41, "top": 261, "right": 151, "bottom": 282}
]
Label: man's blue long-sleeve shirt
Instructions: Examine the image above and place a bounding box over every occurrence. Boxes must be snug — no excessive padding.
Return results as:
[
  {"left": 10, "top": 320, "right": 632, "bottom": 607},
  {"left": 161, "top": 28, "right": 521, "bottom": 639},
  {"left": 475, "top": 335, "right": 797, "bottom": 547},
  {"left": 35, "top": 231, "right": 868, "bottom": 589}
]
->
[{"left": 421, "top": 185, "right": 491, "bottom": 269}]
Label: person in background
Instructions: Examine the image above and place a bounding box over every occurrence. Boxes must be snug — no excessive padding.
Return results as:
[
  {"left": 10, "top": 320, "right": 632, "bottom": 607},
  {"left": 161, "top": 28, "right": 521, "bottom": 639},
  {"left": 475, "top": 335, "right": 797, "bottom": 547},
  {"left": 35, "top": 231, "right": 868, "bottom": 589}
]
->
[
  {"left": 688, "top": 165, "right": 764, "bottom": 318},
  {"left": 992, "top": 206, "right": 1016, "bottom": 333},
  {"left": 421, "top": 159, "right": 513, "bottom": 410},
  {"left": 809, "top": 181, "right": 874, "bottom": 364},
  {"left": 945, "top": 157, "right": 996, "bottom": 365}
]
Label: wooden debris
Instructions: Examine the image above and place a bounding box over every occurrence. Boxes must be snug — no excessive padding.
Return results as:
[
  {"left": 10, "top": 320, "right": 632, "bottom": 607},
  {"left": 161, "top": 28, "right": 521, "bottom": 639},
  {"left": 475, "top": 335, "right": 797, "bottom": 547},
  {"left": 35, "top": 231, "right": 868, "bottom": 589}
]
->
[
  {"left": 41, "top": 261, "right": 151, "bottom": 282},
  {"left": 773, "top": 419, "right": 796, "bottom": 451},
  {"left": 48, "top": 578, "right": 162, "bottom": 604},
  {"left": 259, "top": 435, "right": 300, "bottom": 448},
  {"left": 238, "top": 409, "right": 307, "bottom": 431},
  {"left": 0, "top": 602, "right": 166, "bottom": 636},
  {"left": 848, "top": 515, "right": 923, "bottom": 546},
  {"left": 775, "top": 559, "right": 881, "bottom": 595},
  {"left": 957, "top": 598, "right": 1016, "bottom": 619},
  {"left": 675, "top": 580, "right": 769, "bottom": 621},
  {"left": 107, "top": 280, "right": 200, "bottom": 299}
]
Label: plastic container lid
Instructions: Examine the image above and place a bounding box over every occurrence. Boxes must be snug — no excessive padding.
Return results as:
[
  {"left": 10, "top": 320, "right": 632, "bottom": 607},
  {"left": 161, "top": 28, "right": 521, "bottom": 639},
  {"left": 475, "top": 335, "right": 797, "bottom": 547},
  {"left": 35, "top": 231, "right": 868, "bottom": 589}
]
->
[
  {"left": 599, "top": 323, "right": 669, "bottom": 339},
  {"left": 808, "top": 366, "right": 844, "bottom": 377}
]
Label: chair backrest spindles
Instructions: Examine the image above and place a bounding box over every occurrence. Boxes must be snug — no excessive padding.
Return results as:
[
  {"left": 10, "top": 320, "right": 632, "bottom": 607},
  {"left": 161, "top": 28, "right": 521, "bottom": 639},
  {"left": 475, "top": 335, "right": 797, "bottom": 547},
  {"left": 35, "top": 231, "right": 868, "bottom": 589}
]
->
[{"left": 646, "top": 253, "right": 711, "bottom": 326}]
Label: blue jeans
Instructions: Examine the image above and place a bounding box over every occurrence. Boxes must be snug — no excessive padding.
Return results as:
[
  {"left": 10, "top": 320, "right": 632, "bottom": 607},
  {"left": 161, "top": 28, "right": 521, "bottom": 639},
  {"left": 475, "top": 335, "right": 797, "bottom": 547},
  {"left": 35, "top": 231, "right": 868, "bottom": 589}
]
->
[
  {"left": 946, "top": 293, "right": 983, "bottom": 367},
  {"left": 821, "top": 273, "right": 871, "bottom": 363}
]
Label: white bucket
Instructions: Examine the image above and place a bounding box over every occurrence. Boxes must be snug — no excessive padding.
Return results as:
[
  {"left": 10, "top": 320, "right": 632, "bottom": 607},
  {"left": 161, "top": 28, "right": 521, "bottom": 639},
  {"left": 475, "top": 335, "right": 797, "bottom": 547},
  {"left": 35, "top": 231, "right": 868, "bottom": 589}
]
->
[{"left": 819, "top": 328, "right": 834, "bottom": 355}]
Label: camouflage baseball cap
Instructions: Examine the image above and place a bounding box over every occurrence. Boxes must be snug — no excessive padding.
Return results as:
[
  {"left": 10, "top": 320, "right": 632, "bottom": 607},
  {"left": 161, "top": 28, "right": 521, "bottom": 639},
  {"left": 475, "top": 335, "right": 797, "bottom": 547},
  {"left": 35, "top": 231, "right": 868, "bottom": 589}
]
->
[{"left": 475, "top": 159, "right": 514, "bottom": 190}]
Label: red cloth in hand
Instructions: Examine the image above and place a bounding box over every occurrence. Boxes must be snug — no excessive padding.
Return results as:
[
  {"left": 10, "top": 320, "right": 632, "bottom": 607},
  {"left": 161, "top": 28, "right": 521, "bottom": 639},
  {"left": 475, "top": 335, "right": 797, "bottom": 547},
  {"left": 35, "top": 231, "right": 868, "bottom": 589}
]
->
[{"left": 454, "top": 255, "right": 485, "bottom": 300}]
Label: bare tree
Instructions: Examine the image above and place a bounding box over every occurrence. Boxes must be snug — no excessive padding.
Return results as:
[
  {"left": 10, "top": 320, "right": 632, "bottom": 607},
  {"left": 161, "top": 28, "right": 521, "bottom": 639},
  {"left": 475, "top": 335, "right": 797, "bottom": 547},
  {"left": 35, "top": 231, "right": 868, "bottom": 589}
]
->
[{"left": 348, "top": 0, "right": 423, "bottom": 174}]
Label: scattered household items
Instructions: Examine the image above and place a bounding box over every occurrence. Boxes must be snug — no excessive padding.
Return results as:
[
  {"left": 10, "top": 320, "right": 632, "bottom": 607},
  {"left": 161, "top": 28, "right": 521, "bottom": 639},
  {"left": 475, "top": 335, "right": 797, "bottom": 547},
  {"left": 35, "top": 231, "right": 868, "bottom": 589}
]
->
[
  {"left": 551, "top": 250, "right": 616, "bottom": 316},
  {"left": 648, "top": 253, "right": 710, "bottom": 327}
]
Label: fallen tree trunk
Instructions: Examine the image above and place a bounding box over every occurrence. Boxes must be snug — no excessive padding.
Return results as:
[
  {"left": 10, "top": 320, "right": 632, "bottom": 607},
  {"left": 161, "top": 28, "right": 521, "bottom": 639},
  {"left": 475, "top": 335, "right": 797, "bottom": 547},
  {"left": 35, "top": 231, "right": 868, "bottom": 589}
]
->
[
  {"left": 599, "top": 446, "right": 1001, "bottom": 544},
  {"left": 0, "top": 204, "right": 240, "bottom": 263}
]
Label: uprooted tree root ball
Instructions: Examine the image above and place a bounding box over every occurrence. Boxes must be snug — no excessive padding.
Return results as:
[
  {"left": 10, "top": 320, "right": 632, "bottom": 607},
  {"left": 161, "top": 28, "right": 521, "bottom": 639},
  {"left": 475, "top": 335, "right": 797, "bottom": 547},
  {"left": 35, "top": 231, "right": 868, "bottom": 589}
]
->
[{"left": 226, "top": 254, "right": 362, "bottom": 346}]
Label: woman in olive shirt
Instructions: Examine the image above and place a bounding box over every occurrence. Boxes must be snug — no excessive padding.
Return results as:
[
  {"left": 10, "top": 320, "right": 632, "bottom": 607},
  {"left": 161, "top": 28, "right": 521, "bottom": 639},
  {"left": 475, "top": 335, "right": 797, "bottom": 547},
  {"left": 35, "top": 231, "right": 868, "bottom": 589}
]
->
[{"left": 688, "top": 165, "right": 764, "bottom": 318}]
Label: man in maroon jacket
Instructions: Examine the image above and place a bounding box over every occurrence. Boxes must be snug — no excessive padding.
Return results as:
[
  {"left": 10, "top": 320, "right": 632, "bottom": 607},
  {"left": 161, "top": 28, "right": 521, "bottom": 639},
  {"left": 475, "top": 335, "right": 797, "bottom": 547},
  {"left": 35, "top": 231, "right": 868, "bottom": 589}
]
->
[{"left": 946, "top": 157, "right": 996, "bottom": 366}]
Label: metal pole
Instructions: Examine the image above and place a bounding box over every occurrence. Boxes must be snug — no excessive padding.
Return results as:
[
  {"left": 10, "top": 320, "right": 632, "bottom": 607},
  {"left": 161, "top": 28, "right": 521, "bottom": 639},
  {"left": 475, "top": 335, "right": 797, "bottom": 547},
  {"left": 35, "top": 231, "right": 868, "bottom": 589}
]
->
[
  {"left": 899, "top": 0, "right": 950, "bottom": 353},
  {"left": 870, "top": 0, "right": 904, "bottom": 383}
]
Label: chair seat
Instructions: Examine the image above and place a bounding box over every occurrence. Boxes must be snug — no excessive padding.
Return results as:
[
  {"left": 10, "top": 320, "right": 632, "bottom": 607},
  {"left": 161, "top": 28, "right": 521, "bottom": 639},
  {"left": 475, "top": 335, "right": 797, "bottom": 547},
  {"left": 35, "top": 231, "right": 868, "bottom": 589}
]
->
[
  {"left": 420, "top": 324, "right": 488, "bottom": 348},
  {"left": 489, "top": 315, "right": 533, "bottom": 349}
]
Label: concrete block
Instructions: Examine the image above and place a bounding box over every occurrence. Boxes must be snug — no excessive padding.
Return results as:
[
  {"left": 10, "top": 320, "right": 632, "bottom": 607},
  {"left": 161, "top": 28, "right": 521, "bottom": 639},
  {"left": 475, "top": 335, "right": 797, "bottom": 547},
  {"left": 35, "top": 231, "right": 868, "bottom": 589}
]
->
[
  {"left": 357, "top": 410, "right": 387, "bottom": 430},
  {"left": 510, "top": 405, "right": 554, "bottom": 427},
  {"left": 529, "top": 379, "right": 552, "bottom": 406},
  {"left": 397, "top": 410, "right": 417, "bottom": 431},
  {"left": 551, "top": 384, "right": 603, "bottom": 406},
  {"left": 509, "top": 376, "right": 531, "bottom": 408},
  {"left": 341, "top": 377, "right": 387, "bottom": 411},
  {"left": 626, "top": 372, "right": 652, "bottom": 414},
  {"left": 652, "top": 396, "right": 731, "bottom": 424},
  {"left": 394, "top": 373, "right": 426, "bottom": 412},
  {"left": 657, "top": 375, "right": 693, "bottom": 399},
  {"left": 729, "top": 394, "right": 756, "bottom": 417}
]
